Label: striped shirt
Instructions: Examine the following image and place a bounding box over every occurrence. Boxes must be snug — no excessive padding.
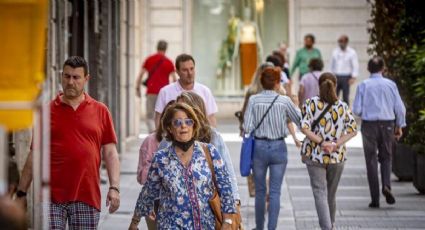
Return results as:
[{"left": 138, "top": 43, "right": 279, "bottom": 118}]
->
[{"left": 243, "top": 90, "right": 302, "bottom": 139}]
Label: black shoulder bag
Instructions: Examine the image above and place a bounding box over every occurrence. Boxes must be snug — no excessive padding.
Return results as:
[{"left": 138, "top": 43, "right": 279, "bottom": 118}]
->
[{"left": 300, "top": 102, "right": 333, "bottom": 159}]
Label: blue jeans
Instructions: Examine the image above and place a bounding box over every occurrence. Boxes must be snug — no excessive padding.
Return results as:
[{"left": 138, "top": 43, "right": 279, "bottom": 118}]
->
[{"left": 252, "top": 139, "right": 288, "bottom": 230}]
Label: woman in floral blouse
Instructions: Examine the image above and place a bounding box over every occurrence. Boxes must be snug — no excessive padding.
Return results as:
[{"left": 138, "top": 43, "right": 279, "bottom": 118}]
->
[
  {"left": 132, "top": 103, "right": 236, "bottom": 230},
  {"left": 176, "top": 91, "right": 240, "bottom": 203},
  {"left": 301, "top": 72, "right": 357, "bottom": 230},
  {"left": 131, "top": 100, "right": 175, "bottom": 230}
]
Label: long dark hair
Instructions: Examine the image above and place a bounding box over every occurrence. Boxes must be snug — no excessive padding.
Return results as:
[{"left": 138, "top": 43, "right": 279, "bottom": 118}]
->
[{"left": 319, "top": 72, "right": 338, "bottom": 104}]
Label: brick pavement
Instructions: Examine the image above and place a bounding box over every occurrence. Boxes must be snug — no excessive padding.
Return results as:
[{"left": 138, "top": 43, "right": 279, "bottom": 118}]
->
[{"left": 98, "top": 121, "right": 425, "bottom": 230}]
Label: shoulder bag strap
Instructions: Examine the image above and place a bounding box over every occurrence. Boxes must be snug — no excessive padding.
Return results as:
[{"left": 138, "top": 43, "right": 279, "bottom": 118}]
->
[
  {"left": 253, "top": 95, "right": 280, "bottom": 132},
  {"left": 202, "top": 144, "right": 218, "bottom": 190},
  {"left": 311, "top": 72, "right": 318, "bottom": 81},
  {"left": 146, "top": 56, "right": 166, "bottom": 83},
  {"left": 310, "top": 102, "right": 333, "bottom": 131}
]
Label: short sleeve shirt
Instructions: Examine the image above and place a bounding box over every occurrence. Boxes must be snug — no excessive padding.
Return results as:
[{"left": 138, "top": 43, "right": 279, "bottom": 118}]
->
[
  {"left": 142, "top": 53, "right": 175, "bottom": 94},
  {"left": 299, "top": 71, "right": 321, "bottom": 104},
  {"left": 301, "top": 97, "right": 357, "bottom": 164},
  {"left": 155, "top": 81, "right": 218, "bottom": 115},
  {"left": 50, "top": 93, "right": 117, "bottom": 210}
]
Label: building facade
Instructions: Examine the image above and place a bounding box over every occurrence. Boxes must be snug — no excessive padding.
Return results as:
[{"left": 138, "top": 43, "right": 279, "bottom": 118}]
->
[
  {"left": 140, "top": 0, "right": 371, "bottom": 103},
  {"left": 8, "top": 1, "right": 371, "bottom": 227},
  {"left": 11, "top": 1, "right": 143, "bottom": 227}
]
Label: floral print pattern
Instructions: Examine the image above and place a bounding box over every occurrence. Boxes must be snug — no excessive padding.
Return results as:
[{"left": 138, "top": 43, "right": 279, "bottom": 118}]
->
[
  {"left": 157, "top": 128, "right": 240, "bottom": 200},
  {"left": 134, "top": 142, "right": 236, "bottom": 229},
  {"left": 301, "top": 96, "right": 357, "bottom": 164}
]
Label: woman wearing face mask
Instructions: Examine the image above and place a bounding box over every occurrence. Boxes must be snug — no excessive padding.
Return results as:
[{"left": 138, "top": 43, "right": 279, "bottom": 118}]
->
[
  {"left": 129, "top": 100, "right": 175, "bottom": 230},
  {"left": 155, "top": 92, "right": 241, "bottom": 207},
  {"left": 176, "top": 92, "right": 240, "bottom": 202},
  {"left": 176, "top": 91, "right": 242, "bottom": 228},
  {"left": 133, "top": 103, "right": 236, "bottom": 230}
]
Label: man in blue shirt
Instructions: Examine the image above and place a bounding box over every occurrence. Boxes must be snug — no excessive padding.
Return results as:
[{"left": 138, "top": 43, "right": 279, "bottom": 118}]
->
[{"left": 353, "top": 56, "right": 406, "bottom": 208}]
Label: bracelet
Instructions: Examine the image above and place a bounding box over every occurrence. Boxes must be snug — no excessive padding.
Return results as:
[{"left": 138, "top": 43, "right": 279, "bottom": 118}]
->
[
  {"left": 131, "top": 217, "right": 140, "bottom": 224},
  {"left": 109, "top": 186, "right": 120, "bottom": 194},
  {"left": 318, "top": 139, "right": 324, "bottom": 146}
]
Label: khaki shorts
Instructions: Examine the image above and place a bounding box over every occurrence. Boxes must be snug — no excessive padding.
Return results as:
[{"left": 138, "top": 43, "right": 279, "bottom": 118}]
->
[{"left": 146, "top": 94, "right": 158, "bottom": 120}]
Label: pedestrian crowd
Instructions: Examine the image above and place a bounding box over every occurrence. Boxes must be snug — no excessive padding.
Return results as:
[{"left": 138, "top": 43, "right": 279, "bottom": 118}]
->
[{"left": 10, "top": 35, "right": 406, "bottom": 230}]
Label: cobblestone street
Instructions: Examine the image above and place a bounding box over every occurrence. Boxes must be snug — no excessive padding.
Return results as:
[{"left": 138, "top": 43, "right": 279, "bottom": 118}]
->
[{"left": 98, "top": 120, "right": 425, "bottom": 230}]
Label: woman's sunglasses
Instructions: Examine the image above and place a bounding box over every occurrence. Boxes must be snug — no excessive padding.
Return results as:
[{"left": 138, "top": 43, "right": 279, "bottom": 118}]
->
[{"left": 172, "top": 118, "right": 194, "bottom": 128}]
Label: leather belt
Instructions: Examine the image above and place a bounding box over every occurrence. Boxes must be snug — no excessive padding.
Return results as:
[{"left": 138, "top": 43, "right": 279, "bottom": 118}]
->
[
  {"left": 254, "top": 136, "right": 284, "bottom": 141},
  {"left": 362, "top": 120, "right": 395, "bottom": 124}
]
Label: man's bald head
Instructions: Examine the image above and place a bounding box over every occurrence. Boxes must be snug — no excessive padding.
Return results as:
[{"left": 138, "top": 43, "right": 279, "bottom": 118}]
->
[{"left": 367, "top": 56, "right": 385, "bottom": 74}]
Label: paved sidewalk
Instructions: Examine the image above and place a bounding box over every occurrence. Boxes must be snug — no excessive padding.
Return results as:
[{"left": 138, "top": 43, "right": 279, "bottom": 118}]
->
[{"left": 98, "top": 120, "right": 425, "bottom": 229}]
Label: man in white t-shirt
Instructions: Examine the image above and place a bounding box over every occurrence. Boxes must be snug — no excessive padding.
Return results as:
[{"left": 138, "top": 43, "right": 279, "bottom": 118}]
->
[
  {"left": 329, "top": 35, "right": 359, "bottom": 105},
  {"left": 154, "top": 54, "right": 218, "bottom": 128}
]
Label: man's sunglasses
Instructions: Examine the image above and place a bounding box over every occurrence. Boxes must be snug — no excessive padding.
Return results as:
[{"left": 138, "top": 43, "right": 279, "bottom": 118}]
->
[{"left": 172, "top": 118, "right": 194, "bottom": 128}]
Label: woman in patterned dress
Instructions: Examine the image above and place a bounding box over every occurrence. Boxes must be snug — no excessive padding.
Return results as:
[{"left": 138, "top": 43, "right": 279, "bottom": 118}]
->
[
  {"left": 132, "top": 103, "right": 236, "bottom": 229},
  {"left": 301, "top": 72, "right": 358, "bottom": 230}
]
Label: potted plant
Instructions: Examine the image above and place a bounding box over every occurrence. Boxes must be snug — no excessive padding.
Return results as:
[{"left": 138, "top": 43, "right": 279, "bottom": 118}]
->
[
  {"left": 393, "top": 142, "right": 414, "bottom": 181},
  {"left": 367, "top": 1, "right": 425, "bottom": 187},
  {"left": 413, "top": 144, "right": 425, "bottom": 194},
  {"left": 407, "top": 42, "right": 425, "bottom": 194}
]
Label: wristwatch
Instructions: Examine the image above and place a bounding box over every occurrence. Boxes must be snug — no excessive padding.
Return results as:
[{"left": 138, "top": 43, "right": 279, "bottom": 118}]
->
[{"left": 224, "top": 218, "right": 233, "bottom": 225}]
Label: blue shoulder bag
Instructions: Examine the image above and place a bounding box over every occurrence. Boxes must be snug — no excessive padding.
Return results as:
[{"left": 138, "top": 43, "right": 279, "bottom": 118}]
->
[{"left": 240, "top": 95, "right": 279, "bottom": 177}]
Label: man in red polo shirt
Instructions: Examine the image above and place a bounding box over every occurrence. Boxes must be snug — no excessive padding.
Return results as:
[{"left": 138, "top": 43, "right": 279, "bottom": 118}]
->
[
  {"left": 135, "top": 40, "right": 176, "bottom": 133},
  {"left": 16, "top": 56, "right": 120, "bottom": 229}
]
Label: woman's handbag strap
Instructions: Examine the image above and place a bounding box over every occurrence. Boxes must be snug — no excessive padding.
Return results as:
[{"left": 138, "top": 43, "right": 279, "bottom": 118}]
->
[
  {"left": 202, "top": 144, "right": 218, "bottom": 190},
  {"left": 254, "top": 95, "right": 280, "bottom": 132},
  {"left": 310, "top": 102, "right": 333, "bottom": 131}
]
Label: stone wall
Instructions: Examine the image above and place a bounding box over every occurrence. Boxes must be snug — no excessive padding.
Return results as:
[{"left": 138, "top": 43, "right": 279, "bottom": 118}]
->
[
  {"left": 136, "top": 0, "right": 372, "bottom": 117},
  {"left": 141, "top": 0, "right": 190, "bottom": 61},
  {"left": 293, "top": 0, "right": 371, "bottom": 103}
]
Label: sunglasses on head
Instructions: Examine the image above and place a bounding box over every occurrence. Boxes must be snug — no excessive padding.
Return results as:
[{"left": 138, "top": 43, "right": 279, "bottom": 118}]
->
[{"left": 172, "top": 118, "right": 194, "bottom": 128}]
